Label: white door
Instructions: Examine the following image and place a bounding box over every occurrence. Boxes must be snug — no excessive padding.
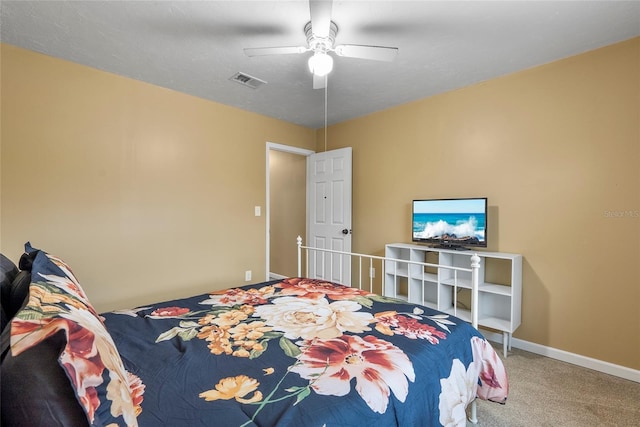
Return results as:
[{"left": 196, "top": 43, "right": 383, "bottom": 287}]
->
[{"left": 306, "top": 147, "right": 352, "bottom": 285}]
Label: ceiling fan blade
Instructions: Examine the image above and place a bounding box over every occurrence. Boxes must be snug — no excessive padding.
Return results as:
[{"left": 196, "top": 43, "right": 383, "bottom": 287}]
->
[
  {"left": 334, "top": 44, "right": 398, "bottom": 62},
  {"left": 313, "top": 73, "right": 327, "bottom": 90},
  {"left": 244, "top": 46, "right": 307, "bottom": 57},
  {"left": 309, "top": 0, "right": 333, "bottom": 38}
]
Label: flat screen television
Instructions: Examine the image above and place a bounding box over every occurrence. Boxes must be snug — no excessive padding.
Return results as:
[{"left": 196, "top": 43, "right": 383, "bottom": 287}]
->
[{"left": 412, "top": 198, "right": 487, "bottom": 249}]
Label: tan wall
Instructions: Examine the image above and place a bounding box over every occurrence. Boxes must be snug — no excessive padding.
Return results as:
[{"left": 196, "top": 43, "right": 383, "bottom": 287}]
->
[
  {"left": 2, "top": 38, "right": 639, "bottom": 371},
  {"left": 322, "top": 37, "right": 640, "bottom": 370},
  {"left": 0, "top": 44, "right": 315, "bottom": 311},
  {"left": 269, "top": 150, "right": 306, "bottom": 277}
]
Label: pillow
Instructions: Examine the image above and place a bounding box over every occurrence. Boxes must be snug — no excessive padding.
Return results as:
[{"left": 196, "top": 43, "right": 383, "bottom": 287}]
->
[
  {"left": 18, "top": 245, "right": 37, "bottom": 271},
  {"left": 0, "top": 253, "right": 19, "bottom": 289},
  {"left": 8, "top": 244, "right": 141, "bottom": 427},
  {"left": 0, "top": 304, "right": 7, "bottom": 340},
  {"left": 0, "top": 253, "right": 19, "bottom": 332},
  {"left": 4, "top": 270, "right": 31, "bottom": 320},
  {"left": 1, "top": 330, "right": 90, "bottom": 426},
  {"left": 1, "top": 250, "right": 37, "bottom": 330}
]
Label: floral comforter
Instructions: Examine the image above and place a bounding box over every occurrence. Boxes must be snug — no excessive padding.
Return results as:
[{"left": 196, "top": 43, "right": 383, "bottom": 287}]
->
[{"left": 102, "top": 278, "right": 508, "bottom": 427}]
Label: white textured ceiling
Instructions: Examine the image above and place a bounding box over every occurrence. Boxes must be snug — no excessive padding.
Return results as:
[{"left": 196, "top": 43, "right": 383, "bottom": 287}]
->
[{"left": 2, "top": 1, "right": 639, "bottom": 129}]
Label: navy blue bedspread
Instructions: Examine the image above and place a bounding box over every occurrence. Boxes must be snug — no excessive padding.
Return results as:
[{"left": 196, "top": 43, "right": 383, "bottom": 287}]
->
[{"left": 102, "top": 278, "right": 508, "bottom": 427}]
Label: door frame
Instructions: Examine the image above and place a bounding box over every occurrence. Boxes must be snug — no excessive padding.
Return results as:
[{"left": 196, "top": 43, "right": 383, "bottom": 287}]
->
[{"left": 265, "top": 142, "right": 315, "bottom": 281}]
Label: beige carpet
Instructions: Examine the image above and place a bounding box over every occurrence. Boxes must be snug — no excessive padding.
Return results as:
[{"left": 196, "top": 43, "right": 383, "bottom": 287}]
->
[{"left": 467, "top": 345, "right": 640, "bottom": 426}]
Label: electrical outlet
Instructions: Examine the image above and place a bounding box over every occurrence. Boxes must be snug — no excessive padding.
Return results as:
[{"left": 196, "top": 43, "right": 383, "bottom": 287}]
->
[
  {"left": 245, "top": 270, "right": 252, "bottom": 281},
  {"left": 254, "top": 206, "right": 261, "bottom": 216},
  {"left": 370, "top": 267, "right": 375, "bottom": 278}
]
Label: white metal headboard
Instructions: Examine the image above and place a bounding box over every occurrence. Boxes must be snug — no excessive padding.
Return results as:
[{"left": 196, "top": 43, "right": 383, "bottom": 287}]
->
[{"left": 296, "top": 236, "right": 481, "bottom": 329}]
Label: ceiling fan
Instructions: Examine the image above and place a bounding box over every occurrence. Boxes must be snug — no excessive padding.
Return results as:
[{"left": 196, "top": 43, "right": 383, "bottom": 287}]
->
[{"left": 243, "top": 0, "right": 399, "bottom": 89}]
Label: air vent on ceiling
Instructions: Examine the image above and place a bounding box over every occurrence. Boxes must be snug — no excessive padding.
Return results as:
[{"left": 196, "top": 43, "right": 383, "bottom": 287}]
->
[{"left": 229, "top": 72, "right": 266, "bottom": 89}]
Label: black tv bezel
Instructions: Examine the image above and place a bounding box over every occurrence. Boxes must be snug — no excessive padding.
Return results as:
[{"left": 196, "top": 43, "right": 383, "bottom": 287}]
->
[{"left": 411, "top": 197, "right": 488, "bottom": 249}]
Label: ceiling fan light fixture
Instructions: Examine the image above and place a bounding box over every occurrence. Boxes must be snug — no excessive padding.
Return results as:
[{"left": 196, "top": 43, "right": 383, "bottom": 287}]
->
[{"left": 308, "top": 52, "right": 333, "bottom": 76}]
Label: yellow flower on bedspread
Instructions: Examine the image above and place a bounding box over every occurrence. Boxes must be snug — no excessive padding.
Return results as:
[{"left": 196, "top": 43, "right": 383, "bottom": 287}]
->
[
  {"left": 198, "top": 314, "right": 217, "bottom": 325},
  {"left": 196, "top": 313, "right": 273, "bottom": 357},
  {"left": 214, "top": 309, "right": 250, "bottom": 327},
  {"left": 229, "top": 320, "right": 272, "bottom": 341},
  {"left": 199, "top": 375, "right": 263, "bottom": 404},
  {"left": 29, "top": 285, "right": 88, "bottom": 312},
  {"left": 197, "top": 324, "right": 233, "bottom": 355}
]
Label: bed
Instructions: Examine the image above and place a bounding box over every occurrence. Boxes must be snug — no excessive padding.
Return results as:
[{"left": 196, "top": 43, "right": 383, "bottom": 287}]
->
[{"left": 1, "top": 240, "right": 508, "bottom": 427}]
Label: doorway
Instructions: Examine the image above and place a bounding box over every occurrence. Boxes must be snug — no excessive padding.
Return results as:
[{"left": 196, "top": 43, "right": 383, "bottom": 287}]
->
[{"left": 265, "top": 142, "right": 314, "bottom": 280}]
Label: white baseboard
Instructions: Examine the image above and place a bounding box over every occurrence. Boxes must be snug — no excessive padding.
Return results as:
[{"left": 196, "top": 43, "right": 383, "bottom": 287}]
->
[
  {"left": 268, "top": 272, "right": 287, "bottom": 280},
  {"left": 480, "top": 330, "right": 640, "bottom": 383}
]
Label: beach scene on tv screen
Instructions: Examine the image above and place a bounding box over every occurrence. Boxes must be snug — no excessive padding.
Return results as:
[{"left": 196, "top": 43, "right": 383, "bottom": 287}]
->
[{"left": 413, "top": 199, "right": 486, "bottom": 244}]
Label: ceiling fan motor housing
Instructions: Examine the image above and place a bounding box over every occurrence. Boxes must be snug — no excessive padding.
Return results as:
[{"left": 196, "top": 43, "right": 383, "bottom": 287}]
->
[{"left": 305, "top": 21, "right": 338, "bottom": 53}]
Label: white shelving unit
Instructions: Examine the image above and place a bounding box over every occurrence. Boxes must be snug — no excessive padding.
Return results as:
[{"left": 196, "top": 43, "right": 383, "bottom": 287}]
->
[{"left": 384, "top": 243, "right": 522, "bottom": 357}]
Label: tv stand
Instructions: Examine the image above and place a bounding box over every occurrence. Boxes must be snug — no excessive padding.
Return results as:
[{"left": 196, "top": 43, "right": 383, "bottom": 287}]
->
[{"left": 384, "top": 243, "right": 522, "bottom": 357}]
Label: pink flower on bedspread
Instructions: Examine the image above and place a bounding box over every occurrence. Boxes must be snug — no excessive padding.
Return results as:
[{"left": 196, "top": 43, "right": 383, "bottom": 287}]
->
[
  {"left": 276, "top": 278, "right": 373, "bottom": 300},
  {"left": 373, "top": 311, "right": 447, "bottom": 344},
  {"left": 127, "top": 372, "right": 145, "bottom": 416},
  {"left": 470, "top": 336, "right": 508, "bottom": 403},
  {"left": 291, "top": 334, "right": 415, "bottom": 414},
  {"left": 149, "top": 306, "right": 190, "bottom": 318},
  {"left": 200, "top": 285, "right": 276, "bottom": 306}
]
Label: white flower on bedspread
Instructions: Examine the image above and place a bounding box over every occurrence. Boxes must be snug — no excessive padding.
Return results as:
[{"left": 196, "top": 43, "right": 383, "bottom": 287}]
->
[
  {"left": 253, "top": 296, "right": 372, "bottom": 340},
  {"left": 438, "top": 358, "right": 480, "bottom": 427},
  {"left": 291, "top": 334, "right": 415, "bottom": 414},
  {"left": 438, "top": 337, "right": 509, "bottom": 426}
]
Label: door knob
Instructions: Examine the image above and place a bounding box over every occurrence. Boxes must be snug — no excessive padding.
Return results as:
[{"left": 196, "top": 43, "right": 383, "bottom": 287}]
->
[{"left": 342, "top": 229, "right": 352, "bottom": 235}]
